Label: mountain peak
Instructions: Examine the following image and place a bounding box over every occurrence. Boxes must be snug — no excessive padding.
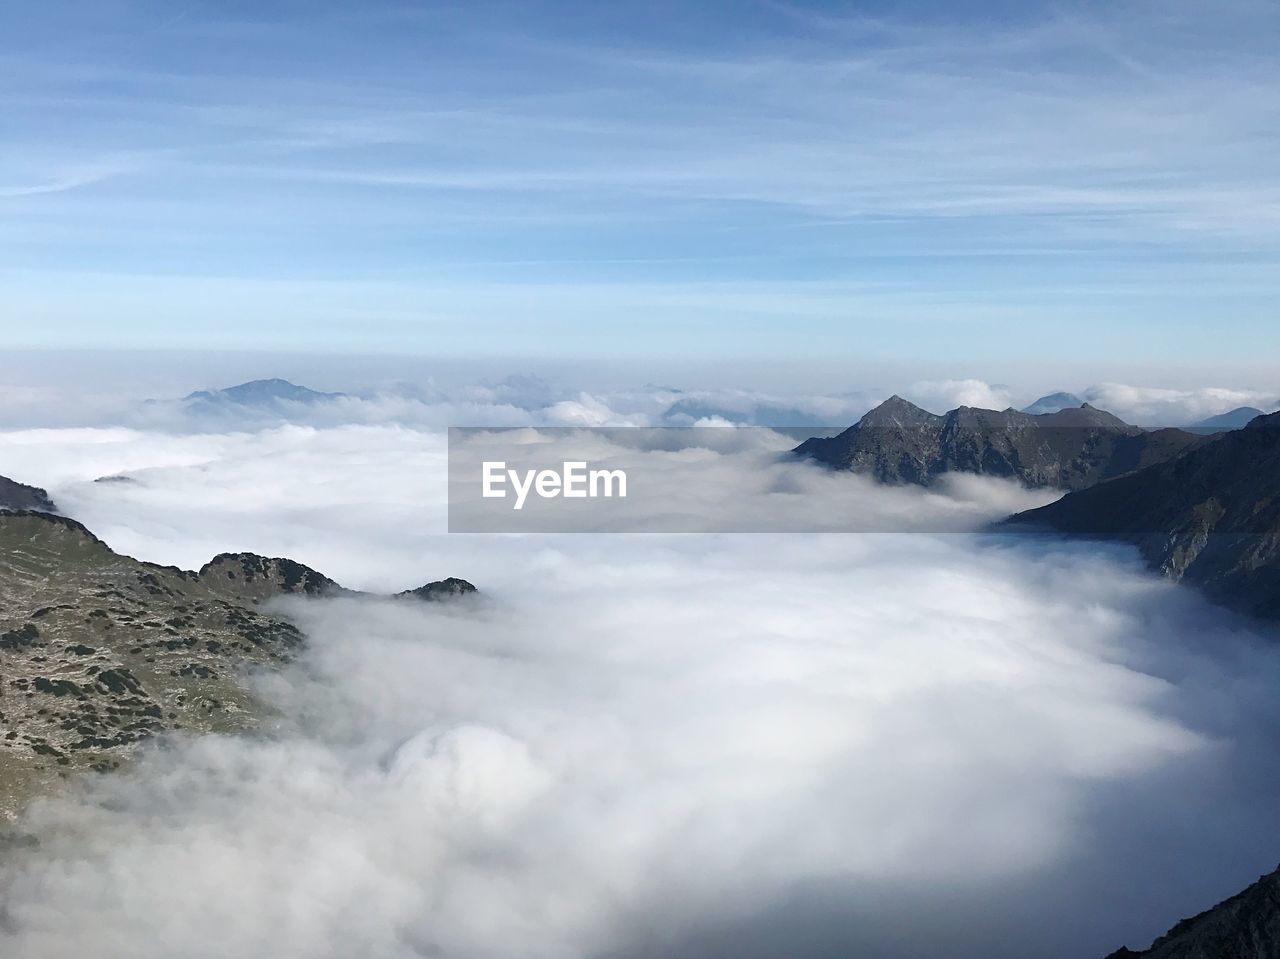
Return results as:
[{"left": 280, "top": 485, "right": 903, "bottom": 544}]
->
[
  {"left": 182, "top": 379, "right": 346, "bottom": 408},
  {"left": 1036, "top": 403, "right": 1137, "bottom": 432},
  {"left": 1195, "top": 406, "right": 1269, "bottom": 431},
  {"left": 857, "top": 395, "right": 940, "bottom": 427},
  {"left": 1023, "top": 391, "right": 1084, "bottom": 415},
  {"left": 795, "top": 394, "right": 1198, "bottom": 490}
]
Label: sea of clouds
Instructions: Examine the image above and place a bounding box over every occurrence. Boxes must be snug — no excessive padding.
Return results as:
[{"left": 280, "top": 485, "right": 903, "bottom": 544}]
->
[
  {"left": 1, "top": 367, "right": 1277, "bottom": 435},
  {"left": 2, "top": 404, "right": 1280, "bottom": 958}
]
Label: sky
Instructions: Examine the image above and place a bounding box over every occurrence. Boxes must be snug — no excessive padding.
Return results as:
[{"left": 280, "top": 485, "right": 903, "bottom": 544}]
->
[{"left": 2, "top": 0, "right": 1278, "bottom": 374}]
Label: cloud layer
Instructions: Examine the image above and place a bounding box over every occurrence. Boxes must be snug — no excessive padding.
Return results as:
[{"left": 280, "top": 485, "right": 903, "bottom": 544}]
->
[
  {"left": 1, "top": 366, "right": 1276, "bottom": 438},
  {"left": 3, "top": 421, "right": 1280, "bottom": 959}
]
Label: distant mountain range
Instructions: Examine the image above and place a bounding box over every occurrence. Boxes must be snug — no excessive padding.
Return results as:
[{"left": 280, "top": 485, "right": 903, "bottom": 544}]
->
[
  {"left": 1189, "top": 406, "right": 1267, "bottom": 430},
  {"left": 1024, "top": 393, "right": 1271, "bottom": 430},
  {"left": 794, "top": 397, "right": 1280, "bottom": 622},
  {"left": 0, "top": 508, "right": 473, "bottom": 817},
  {"left": 662, "top": 396, "right": 837, "bottom": 428},
  {"left": 1022, "top": 391, "right": 1084, "bottom": 415},
  {"left": 793, "top": 395, "right": 1207, "bottom": 491},
  {"left": 181, "top": 378, "right": 347, "bottom": 412}
]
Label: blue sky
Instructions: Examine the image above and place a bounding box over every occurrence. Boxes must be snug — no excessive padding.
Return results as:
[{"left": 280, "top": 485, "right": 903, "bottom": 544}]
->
[{"left": 3, "top": 0, "right": 1278, "bottom": 374}]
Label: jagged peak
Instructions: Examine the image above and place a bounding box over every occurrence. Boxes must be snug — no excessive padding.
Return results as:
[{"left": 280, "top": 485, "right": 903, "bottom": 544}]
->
[
  {"left": 857, "top": 395, "right": 940, "bottom": 427},
  {"left": 1022, "top": 391, "right": 1084, "bottom": 414},
  {"left": 1035, "top": 403, "right": 1135, "bottom": 430},
  {"left": 197, "top": 551, "right": 340, "bottom": 596}
]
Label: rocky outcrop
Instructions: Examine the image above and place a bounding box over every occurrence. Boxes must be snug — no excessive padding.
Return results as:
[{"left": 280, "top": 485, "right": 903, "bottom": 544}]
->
[
  {"left": 1106, "top": 865, "right": 1280, "bottom": 958},
  {"left": 180, "top": 378, "right": 346, "bottom": 414},
  {"left": 397, "top": 577, "right": 478, "bottom": 602},
  {"left": 0, "top": 510, "right": 473, "bottom": 817},
  {"left": 1023, "top": 391, "right": 1085, "bottom": 415},
  {"left": 793, "top": 396, "right": 1206, "bottom": 491},
  {"left": 1006, "top": 411, "right": 1280, "bottom": 621},
  {"left": 0, "top": 475, "right": 57, "bottom": 513},
  {"left": 198, "top": 552, "right": 344, "bottom": 602}
]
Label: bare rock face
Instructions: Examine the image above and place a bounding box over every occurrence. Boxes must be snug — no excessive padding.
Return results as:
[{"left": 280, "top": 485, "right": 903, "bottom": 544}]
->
[
  {"left": 397, "top": 577, "right": 478, "bottom": 602},
  {"left": 0, "top": 510, "right": 473, "bottom": 818},
  {"left": 793, "top": 397, "right": 1205, "bottom": 491},
  {"left": 198, "top": 552, "right": 344, "bottom": 603},
  {"left": 1106, "top": 865, "right": 1280, "bottom": 958},
  {"left": 1008, "top": 411, "right": 1280, "bottom": 621},
  {"left": 0, "top": 475, "right": 57, "bottom": 514}
]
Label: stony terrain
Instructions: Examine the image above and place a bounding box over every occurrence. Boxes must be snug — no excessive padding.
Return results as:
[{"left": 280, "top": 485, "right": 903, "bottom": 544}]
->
[
  {"left": 0, "top": 509, "right": 473, "bottom": 818},
  {"left": 1106, "top": 865, "right": 1280, "bottom": 958},
  {"left": 793, "top": 396, "right": 1207, "bottom": 491},
  {"left": 1008, "top": 410, "right": 1280, "bottom": 621}
]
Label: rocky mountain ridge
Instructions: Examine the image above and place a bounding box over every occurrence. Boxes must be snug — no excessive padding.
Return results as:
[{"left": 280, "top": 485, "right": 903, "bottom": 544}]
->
[
  {"left": 0, "top": 509, "right": 474, "bottom": 817},
  {"left": 1105, "top": 864, "right": 1280, "bottom": 958},
  {"left": 793, "top": 396, "right": 1207, "bottom": 491},
  {"left": 1006, "top": 410, "right": 1280, "bottom": 621}
]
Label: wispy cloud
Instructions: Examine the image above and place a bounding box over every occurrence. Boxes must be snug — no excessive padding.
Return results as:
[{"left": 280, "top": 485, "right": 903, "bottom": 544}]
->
[
  {"left": 0, "top": 160, "right": 132, "bottom": 197},
  {"left": 1, "top": 1, "right": 1277, "bottom": 362}
]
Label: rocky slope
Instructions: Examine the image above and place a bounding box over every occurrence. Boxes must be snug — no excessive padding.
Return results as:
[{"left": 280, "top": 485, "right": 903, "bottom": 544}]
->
[
  {"left": 793, "top": 396, "right": 1206, "bottom": 491},
  {"left": 1106, "top": 865, "right": 1280, "bottom": 958},
  {"left": 0, "top": 510, "right": 473, "bottom": 818},
  {"left": 1006, "top": 411, "right": 1280, "bottom": 620},
  {"left": 0, "top": 474, "right": 57, "bottom": 513}
]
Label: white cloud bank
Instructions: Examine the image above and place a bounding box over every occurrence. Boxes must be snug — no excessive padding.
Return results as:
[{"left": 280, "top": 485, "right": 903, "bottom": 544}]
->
[
  {"left": 1, "top": 365, "right": 1276, "bottom": 436},
  {"left": 1079, "top": 383, "right": 1280, "bottom": 426},
  {"left": 2, "top": 424, "right": 1280, "bottom": 959}
]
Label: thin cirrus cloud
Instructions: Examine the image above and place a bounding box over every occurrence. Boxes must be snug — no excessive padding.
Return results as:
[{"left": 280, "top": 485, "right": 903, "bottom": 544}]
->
[
  {"left": 1, "top": 1, "right": 1278, "bottom": 362},
  {"left": 0, "top": 169, "right": 115, "bottom": 198}
]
